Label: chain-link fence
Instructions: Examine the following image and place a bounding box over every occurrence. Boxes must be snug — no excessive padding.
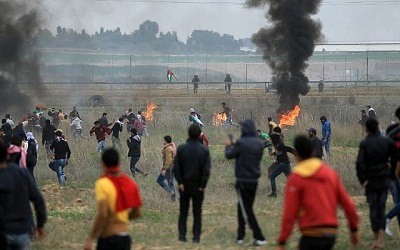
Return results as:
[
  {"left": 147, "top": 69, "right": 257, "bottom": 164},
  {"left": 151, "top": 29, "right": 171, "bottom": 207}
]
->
[{"left": 40, "top": 51, "right": 400, "bottom": 86}]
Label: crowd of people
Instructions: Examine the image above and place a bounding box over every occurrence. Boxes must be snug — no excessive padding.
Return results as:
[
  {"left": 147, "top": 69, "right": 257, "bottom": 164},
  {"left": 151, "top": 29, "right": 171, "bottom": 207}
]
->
[{"left": 0, "top": 103, "right": 399, "bottom": 250}]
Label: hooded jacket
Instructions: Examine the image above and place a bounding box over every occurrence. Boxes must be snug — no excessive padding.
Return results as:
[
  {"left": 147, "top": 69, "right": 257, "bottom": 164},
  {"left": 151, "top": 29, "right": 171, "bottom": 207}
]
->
[
  {"left": 127, "top": 134, "right": 141, "bottom": 157},
  {"left": 277, "top": 158, "right": 359, "bottom": 245},
  {"left": 225, "top": 119, "right": 264, "bottom": 182}
]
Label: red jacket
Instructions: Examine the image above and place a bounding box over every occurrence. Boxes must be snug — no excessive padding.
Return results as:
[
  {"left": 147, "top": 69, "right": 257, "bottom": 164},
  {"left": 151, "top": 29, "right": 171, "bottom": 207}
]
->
[
  {"left": 277, "top": 158, "right": 359, "bottom": 245},
  {"left": 90, "top": 125, "right": 111, "bottom": 142}
]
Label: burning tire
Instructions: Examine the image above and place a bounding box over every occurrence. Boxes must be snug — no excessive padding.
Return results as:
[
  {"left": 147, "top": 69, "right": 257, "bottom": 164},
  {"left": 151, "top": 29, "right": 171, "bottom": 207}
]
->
[{"left": 82, "top": 95, "right": 107, "bottom": 107}]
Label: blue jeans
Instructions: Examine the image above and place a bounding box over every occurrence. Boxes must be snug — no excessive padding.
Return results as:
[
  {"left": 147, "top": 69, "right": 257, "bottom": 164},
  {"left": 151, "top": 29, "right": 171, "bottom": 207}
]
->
[
  {"left": 270, "top": 162, "right": 291, "bottom": 193},
  {"left": 54, "top": 159, "right": 66, "bottom": 186},
  {"left": 157, "top": 169, "right": 176, "bottom": 195},
  {"left": 96, "top": 140, "right": 106, "bottom": 152},
  {"left": 322, "top": 138, "right": 330, "bottom": 156},
  {"left": 387, "top": 180, "right": 400, "bottom": 226},
  {"left": 224, "top": 116, "right": 239, "bottom": 129},
  {"left": 6, "top": 233, "right": 30, "bottom": 250}
]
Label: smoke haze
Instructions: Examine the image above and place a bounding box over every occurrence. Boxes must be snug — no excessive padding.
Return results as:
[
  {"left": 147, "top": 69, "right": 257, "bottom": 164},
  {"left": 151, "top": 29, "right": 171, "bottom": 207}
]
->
[
  {"left": 0, "top": 0, "right": 45, "bottom": 114},
  {"left": 246, "top": 0, "right": 323, "bottom": 113}
]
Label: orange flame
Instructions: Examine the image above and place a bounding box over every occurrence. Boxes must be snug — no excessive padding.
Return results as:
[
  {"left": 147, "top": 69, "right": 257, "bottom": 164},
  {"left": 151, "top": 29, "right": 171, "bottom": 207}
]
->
[
  {"left": 212, "top": 112, "right": 227, "bottom": 126},
  {"left": 143, "top": 103, "right": 157, "bottom": 121},
  {"left": 278, "top": 105, "right": 301, "bottom": 127}
]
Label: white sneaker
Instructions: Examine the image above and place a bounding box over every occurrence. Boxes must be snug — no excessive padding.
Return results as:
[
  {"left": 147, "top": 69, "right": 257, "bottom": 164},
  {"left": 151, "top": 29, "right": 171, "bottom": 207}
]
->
[
  {"left": 236, "top": 239, "right": 244, "bottom": 245},
  {"left": 385, "top": 219, "right": 393, "bottom": 237},
  {"left": 253, "top": 240, "right": 267, "bottom": 246}
]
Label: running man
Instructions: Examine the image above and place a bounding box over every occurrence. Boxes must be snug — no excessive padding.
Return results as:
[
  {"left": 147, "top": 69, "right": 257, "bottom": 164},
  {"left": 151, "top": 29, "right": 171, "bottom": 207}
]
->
[{"left": 220, "top": 102, "right": 239, "bottom": 129}]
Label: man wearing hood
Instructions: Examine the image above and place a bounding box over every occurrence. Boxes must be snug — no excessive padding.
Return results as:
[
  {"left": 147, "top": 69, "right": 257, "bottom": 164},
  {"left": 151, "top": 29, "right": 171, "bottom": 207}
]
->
[
  {"left": 277, "top": 135, "right": 359, "bottom": 249},
  {"left": 225, "top": 119, "right": 267, "bottom": 246}
]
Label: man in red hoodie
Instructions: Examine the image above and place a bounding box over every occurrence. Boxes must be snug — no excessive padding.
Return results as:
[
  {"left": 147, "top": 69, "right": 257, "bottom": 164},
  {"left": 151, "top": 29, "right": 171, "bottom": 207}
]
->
[{"left": 277, "top": 135, "right": 359, "bottom": 250}]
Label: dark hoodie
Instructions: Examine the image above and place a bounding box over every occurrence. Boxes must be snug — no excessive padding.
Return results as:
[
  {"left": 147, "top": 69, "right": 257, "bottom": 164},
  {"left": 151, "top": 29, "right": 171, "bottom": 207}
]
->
[
  {"left": 127, "top": 134, "right": 141, "bottom": 157},
  {"left": 225, "top": 119, "right": 264, "bottom": 182}
]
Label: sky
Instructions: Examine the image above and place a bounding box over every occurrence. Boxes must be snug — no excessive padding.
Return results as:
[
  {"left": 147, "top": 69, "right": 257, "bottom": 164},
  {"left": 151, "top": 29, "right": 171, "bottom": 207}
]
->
[{"left": 36, "top": 0, "right": 400, "bottom": 44}]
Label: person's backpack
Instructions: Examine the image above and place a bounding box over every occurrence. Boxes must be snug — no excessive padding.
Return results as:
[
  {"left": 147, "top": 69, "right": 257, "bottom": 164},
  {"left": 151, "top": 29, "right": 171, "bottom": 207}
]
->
[{"left": 26, "top": 139, "right": 38, "bottom": 168}]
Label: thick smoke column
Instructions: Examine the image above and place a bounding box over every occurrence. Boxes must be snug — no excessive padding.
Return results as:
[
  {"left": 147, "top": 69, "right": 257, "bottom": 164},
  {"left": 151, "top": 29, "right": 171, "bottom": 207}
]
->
[
  {"left": 0, "top": 1, "right": 45, "bottom": 114},
  {"left": 246, "top": 0, "right": 323, "bottom": 113}
]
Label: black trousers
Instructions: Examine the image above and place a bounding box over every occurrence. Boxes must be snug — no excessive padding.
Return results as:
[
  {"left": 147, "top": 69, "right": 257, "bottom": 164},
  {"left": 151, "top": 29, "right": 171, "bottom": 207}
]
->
[
  {"left": 366, "top": 187, "right": 388, "bottom": 232},
  {"left": 236, "top": 181, "right": 265, "bottom": 241},
  {"left": 178, "top": 188, "right": 204, "bottom": 241},
  {"left": 299, "top": 235, "right": 336, "bottom": 250},
  {"left": 97, "top": 235, "right": 131, "bottom": 250}
]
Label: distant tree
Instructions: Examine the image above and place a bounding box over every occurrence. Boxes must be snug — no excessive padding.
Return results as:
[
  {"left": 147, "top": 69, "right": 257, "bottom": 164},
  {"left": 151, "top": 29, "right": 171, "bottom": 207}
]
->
[
  {"left": 133, "top": 21, "right": 158, "bottom": 42},
  {"left": 187, "top": 30, "right": 241, "bottom": 54},
  {"left": 158, "top": 31, "right": 185, "bottom": 54},
  {"left": 33, "top": 29, "right": 54, "bottom": 48},
  {"left": 33, "top": 22, "right": 244, "bottom": 54}
]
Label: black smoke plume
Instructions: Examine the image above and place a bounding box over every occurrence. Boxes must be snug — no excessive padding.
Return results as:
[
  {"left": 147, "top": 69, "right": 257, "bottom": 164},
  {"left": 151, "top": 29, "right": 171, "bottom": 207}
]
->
[
  {"left": 0, "top": 1, "right": 45, "bottom": 114},
  {"left": 246, "top": 0, "right": 323, "bottom": 113}
]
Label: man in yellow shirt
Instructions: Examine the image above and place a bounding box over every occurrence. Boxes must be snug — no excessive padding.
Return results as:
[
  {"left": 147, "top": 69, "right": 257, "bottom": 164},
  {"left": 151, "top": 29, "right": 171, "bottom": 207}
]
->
[{"left": 84, "top": 148, "right": 142, "bottom": 250}]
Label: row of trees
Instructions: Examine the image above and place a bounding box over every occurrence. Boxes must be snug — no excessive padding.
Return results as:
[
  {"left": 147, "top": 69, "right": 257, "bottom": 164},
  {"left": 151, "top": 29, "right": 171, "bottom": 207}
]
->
[{"left": 33, "top": 20, "right": 255, "bottom": 54}]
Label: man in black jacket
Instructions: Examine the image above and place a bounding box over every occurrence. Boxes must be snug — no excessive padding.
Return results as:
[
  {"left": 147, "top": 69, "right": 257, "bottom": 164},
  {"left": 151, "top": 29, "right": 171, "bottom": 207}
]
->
[
  {"left": 98, "top": 112, "right": 113, "bottom": 127},
  {"left": 173, "top": 124, "right": 211, "bottom": 243},
  {"left": 268, "top": 126, "right": 295, "bottom": 198},
  {"left": 0, "top": 142, "right": 47, "bottom": 249},
  {"left": 356, "top": 118, "right": 396, "bottom": 249},
  {"left": 42, "top": 119, "right": 57, "bottom": 156},
  {"left": 50, "top": 130, "right": 71, "bottom": 186},
  {"left": 225, "top": 119, "right": 267, "bottom": 246},
  {"left": 127, "top": 128, "right": 147, "bottom": 177}
]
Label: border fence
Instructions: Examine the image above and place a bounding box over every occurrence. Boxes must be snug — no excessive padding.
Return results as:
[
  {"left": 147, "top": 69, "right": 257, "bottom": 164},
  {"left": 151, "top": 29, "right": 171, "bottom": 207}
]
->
[{"left": 39, "top": 50, "right": 400, "bottom": 86}]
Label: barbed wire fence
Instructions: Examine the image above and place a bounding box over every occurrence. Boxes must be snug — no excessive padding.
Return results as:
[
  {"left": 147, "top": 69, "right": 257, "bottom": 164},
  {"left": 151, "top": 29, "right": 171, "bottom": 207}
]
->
[{"left": 25, "top": 50, "right": 400, "bottom": 96}]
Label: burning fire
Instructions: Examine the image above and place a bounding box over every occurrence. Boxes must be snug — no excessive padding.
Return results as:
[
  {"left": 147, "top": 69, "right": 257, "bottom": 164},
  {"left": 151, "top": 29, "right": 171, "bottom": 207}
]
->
[
  {"left": 143, "top": 103, "right": 157, "bottom": 121},
  {"left": 278, "top": 105, "right": 301, "bottom": 127},
  {"left": 212, "top": 112, "right": 227, "bottom": 126}
]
